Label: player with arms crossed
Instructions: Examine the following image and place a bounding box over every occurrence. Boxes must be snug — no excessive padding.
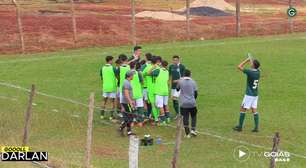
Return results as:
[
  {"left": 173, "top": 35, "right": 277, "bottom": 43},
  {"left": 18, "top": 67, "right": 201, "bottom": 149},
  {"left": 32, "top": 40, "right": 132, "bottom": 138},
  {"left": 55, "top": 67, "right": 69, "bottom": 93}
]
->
[{"left": 233, "top": 55, "right": 261, "bottom": 132}]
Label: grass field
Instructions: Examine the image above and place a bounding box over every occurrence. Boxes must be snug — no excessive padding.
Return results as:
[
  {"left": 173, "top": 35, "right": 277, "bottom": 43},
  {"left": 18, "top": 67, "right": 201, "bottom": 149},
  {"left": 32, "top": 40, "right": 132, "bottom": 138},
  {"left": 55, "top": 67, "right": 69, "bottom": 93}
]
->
[{"left": 1, "top": 34, "right": 306, "bottom": 168}]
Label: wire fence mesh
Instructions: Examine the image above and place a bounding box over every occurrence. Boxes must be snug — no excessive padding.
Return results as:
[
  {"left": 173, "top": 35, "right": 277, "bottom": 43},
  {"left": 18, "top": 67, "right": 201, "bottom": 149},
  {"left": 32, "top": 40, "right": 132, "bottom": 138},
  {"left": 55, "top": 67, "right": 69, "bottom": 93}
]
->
[
  {"left": 0, "top": 83, "right": 179, "bottom": 168},
  {"left": 0, "top": 0, "right": 305, "bottom": 54},
  {"left": 0, "top": 85, "right": 89, "bottom": 167}
]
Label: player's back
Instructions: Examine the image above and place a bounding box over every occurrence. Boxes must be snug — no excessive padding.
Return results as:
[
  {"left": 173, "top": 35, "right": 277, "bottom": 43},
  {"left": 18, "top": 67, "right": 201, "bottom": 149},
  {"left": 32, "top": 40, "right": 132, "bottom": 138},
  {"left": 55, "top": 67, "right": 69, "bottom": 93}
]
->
[{"left": 243, "top": 68, "right": 260, "bottom": 96}]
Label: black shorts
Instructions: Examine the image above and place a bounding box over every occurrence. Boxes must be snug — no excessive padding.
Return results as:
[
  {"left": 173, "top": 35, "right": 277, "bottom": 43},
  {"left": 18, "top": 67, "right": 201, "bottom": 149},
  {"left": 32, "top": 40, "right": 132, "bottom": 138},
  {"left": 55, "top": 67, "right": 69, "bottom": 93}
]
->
[
  {"left": 121, "top": 103, "right": 135, "bottom": 122},
  {"left": 180, "top": 107, "right": 197, "bottom": 114}
]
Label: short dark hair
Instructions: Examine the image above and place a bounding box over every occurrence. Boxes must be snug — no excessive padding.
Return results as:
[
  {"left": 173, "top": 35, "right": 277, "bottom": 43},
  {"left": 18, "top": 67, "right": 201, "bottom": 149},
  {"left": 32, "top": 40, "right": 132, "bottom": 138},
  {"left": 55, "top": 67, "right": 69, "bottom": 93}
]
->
[
  {"left": 253, "top": 59, "right": 260, "bottom": 69},
  {"left": 140, "top": 60, "right": 146, "bottom": 66},
  {"left": 151, "top": 56, "right": 157, "bottom": 64},
  {"left": 161, "top": 60, "right": 168, "bottom": 67},
  {"left": 155, "top": 56, "right": 162, "bottom": 62},
  {"left": 118, "top": 54, "right": 128, "bottom": 62},
  {"left": 105, "top": 56, "right": 113, "bottom": 62},
  {"left": 145, "top": 53, "right": 153, "bottom": 61},
  {"left": 115, "top": 59, "right": 121, "bottom": 65},
  {"left": 184, "top": 69, "right": 191, "bottom": 77},
  {"left": 173, "top": 55, "right": 180, "bottom": 59},
  {"left": 134, "top": 46, "right": 142, "bottom": 52}
]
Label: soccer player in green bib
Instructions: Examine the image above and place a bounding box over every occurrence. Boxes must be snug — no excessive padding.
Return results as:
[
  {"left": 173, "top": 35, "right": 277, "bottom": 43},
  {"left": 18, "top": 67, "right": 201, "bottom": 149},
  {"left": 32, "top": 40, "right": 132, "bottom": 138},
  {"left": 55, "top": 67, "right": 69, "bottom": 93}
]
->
[
  {"left": 169, "top": 55, "right": 185, "bottom": 119},
  {"left": 152, "top": 60, "right": 170, "bottom": 125},
  {"left": 130, "top": 62, "right": 145, "bottom": 126},
  {"left": 233, "top": 57, "right": 261, "bottom": 132},
  {"left": 147, "top": 56, "right": 162, "bottom": 124},
  {"left": 118, "top": 54, "right": 131, "bottom": 104},
  {"left": 141, "top": 53, "right": 153, "bottom": 119},
  {"left": 100, "top": 56, "right": 118, "bottom": 120}
]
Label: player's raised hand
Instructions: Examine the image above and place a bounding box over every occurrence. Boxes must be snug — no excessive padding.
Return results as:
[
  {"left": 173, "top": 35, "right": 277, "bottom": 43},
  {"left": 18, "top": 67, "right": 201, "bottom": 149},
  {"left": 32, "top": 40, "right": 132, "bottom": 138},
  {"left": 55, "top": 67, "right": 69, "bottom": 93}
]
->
[{"left": 247, "top": 53, "right": 253, "bottom": 64}]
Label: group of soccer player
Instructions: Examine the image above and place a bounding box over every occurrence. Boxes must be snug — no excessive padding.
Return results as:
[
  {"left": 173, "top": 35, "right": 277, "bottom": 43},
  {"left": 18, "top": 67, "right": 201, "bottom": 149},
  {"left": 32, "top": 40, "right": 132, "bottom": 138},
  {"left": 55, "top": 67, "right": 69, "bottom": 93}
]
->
[
  {"left": 100, "top": 45, "right": 261, "bottom": 137},
  {"left": 100, "top": 46, "right": 198, "bottom": 136}
]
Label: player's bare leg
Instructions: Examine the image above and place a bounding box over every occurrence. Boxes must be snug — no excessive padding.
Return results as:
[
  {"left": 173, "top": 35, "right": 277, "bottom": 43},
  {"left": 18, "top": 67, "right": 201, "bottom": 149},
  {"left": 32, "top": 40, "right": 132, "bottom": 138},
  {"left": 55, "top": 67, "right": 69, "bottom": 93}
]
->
[
  {"left": 251, "top": 108, "right": 259, "bottom": 132},
  {"left": 100, "top": 97, "right": 108, "bottom": 119},
  {"left": 115, "top": 96, "right": 122, "bottom": 118},
  {"left": 172, "top": 96, "right": 179, "bottom": 119},
  {"left": 109, "top": 98, "right": 116, "bottom": 121}
]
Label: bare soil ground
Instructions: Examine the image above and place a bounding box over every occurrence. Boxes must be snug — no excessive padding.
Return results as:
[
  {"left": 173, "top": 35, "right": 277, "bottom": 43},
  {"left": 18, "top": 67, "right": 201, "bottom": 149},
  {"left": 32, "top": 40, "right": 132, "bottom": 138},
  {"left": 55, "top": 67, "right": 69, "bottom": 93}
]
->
[{"left": 0, "top": 1, "right": 305, "bottom": 54}]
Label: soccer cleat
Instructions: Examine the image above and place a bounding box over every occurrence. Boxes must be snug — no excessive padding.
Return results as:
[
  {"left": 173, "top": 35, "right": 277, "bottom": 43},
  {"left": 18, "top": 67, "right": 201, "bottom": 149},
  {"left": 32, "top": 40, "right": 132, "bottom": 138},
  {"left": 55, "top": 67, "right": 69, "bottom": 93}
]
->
[
  {"left": 166, "top": 118, "right": 171, "bottom": 124},
  {"left": 127, "top": 131, "right": 136, "bottom": 136},
  {"left": 118, "top": 128, "right": 124, "bottom": 137},
  {"left": 252, "top": 128, "right": 259, "bottom": 133},
  {"left": 184, "top": 134, "right": 191, "bottom": 139},
  {"left": 159, "top": 121, "right": 167, "bottom": 126},
  {"left": 233, "top": 126, "right": 242, "bottom": 132},
  {"left": 143, "top": 118, "right": 149, "bottom": 124},
  {"left": 190, "top": 130, "right": 198, "bottom": 137},
  {"left": 117, "top": 113, "right": 123, "bottom": 118}
]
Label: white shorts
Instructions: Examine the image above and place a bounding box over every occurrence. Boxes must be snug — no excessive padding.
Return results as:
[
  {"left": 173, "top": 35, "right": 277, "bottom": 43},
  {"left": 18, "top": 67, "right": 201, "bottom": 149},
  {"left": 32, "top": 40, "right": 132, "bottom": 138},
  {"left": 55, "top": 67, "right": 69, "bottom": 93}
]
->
[
  {"left": 155, "top": 95, "right": 169, "bottom": 108},
  {"left": 103, "top": 92, "right": 116, "bottom": 99},
  {"left": 241, "top": 95, "right": 258, "bottom": 109},
  {"left": 171, "top": 89, "right": 180, "bottom": 98},
  {"left": 143, "top": 88, "right": 148, "bottom": 101},
  {"left": 135, "top": 98, "right": 144, "bottom": 107}
]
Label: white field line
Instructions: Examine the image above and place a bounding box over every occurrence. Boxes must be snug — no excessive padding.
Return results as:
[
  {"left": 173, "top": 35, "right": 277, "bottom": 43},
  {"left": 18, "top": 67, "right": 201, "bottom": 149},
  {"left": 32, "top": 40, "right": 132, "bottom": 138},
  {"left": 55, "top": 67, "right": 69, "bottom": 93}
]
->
[
  {"left": 1, "top": 81, "right": 306, "bottom": 160},
  {"left": 1, "top": 36, "right": 306, "bottom": 64},
  {"left": 32, "top": 161, "right": 52, "bottom": 168},
  {"left": 166, "top": 125, "right": 306, "bottom": 159},
  {"left": 0, "top": 95, "right": 17, "bottom": 101},
  {"left": 0, "top": 81, "right": 89, "bottom": 107}
]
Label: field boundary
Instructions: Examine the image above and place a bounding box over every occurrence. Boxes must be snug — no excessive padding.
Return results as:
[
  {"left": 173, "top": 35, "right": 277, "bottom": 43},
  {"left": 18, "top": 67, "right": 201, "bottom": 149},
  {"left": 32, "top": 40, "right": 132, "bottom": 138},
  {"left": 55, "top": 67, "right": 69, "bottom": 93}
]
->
[
  {"left": 1, "top": 80, "right": 306, "bottom": 160},
  {"left": 1, "top": 34, "right": 306, "bottom": 64}
]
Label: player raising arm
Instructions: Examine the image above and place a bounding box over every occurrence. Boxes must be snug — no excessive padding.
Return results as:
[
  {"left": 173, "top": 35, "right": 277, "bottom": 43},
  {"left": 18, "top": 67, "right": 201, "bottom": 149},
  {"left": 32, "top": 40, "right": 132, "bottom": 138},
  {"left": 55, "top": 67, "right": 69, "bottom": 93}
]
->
[{"left": 233, "top": 56, "right": 261, "bottom": 132}]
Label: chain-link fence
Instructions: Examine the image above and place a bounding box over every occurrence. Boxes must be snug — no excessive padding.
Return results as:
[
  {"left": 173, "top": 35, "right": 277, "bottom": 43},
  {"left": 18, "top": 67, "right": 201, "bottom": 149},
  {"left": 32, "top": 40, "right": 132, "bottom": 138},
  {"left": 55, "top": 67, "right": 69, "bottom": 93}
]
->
[{"left": 0, "top": 0, "right": 305, "bottom": 54}]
